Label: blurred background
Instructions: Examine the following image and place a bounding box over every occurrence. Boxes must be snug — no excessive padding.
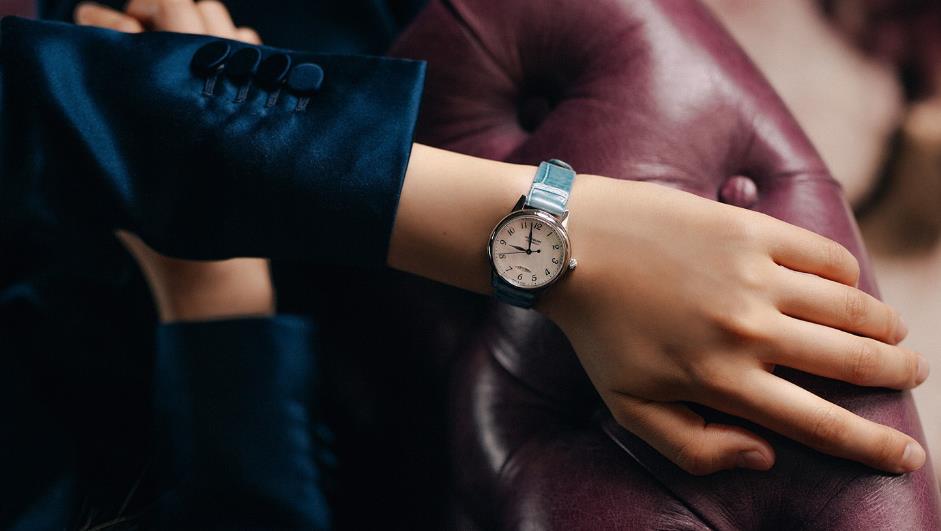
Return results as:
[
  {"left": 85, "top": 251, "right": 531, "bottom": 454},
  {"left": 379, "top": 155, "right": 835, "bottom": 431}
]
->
[{"left": 703, "top": 0, "right": 941, "bottom": 480}]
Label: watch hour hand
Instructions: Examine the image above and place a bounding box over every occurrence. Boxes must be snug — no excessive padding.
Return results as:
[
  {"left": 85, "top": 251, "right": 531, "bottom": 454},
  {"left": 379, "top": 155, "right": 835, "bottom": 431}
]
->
[{"left": 509, "top": 244, "right": 529, "bottom": 252}]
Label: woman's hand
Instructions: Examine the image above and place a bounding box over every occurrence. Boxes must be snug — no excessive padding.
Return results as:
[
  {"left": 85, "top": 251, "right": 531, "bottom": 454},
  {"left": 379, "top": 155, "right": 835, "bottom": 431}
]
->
[
  {"left": 75, "top": 0, "right": 260, "bottom": 43},
  {"left": 391, "top": 145, "right": 928, "bottom": 476},
  {"left": 537, "top": 175, "right": 926, "bottom": 474},
  {"left": 117, "top": 231, "right": 274, "bottom": 323}
]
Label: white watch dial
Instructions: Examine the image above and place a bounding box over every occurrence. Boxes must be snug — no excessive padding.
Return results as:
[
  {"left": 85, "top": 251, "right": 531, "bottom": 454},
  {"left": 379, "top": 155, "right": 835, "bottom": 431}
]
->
[{"left": 491, "top": 213, "right": 568, "bottom": 289}]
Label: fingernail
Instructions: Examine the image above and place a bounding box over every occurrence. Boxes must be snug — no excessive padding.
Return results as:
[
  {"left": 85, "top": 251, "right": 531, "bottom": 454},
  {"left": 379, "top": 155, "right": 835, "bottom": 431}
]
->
[
  {"left": 894, "top": 317, "right": 909, "bottom": 344},
  {"left": 901, "top": 442, "right": 926, "bottom": 472},
  {"left": 736, "top": 450, "right": 770, "bottom": 470},
  {"left": 917, "top": 354, "right": 931, "bottom": 385}
]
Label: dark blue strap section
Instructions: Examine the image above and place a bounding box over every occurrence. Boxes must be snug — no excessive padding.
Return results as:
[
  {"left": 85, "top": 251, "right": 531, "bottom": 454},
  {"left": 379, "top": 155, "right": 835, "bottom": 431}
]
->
[{"left": 492, "top": 273, "right": 537, "bottom": 309}]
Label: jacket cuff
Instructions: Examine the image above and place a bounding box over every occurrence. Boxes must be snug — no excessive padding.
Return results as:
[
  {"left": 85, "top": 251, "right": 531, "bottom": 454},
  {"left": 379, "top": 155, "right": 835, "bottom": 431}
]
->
[
  {"left": 151, "top": 316, "right": 331, "bottom": 530},
  {"left": 0, "top": 17, "right": 425, "bottom": 268}
]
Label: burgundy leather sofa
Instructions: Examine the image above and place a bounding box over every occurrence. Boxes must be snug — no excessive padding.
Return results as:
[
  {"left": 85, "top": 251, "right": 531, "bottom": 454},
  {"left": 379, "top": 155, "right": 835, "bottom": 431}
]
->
[{"left": 283, "top": 0, "right": 941, "bottom": 528}]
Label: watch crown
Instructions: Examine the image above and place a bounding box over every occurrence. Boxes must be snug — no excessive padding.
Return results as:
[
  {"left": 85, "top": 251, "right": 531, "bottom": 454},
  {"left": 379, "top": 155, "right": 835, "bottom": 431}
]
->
[{"left": 568, "top": 258, "right": 578, "bottom": 270}]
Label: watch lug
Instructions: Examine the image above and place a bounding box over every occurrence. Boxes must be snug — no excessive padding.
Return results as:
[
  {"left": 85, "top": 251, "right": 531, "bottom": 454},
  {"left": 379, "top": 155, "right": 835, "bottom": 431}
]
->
[{"left": 512, "top": 195, "right": 526, "bottom": 211}]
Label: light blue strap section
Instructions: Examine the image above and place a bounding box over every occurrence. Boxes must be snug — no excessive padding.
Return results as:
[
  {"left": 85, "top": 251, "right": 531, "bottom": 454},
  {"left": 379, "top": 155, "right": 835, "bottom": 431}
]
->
[{"left": 525, "top": 159, "right": 575, "bottom": 216}]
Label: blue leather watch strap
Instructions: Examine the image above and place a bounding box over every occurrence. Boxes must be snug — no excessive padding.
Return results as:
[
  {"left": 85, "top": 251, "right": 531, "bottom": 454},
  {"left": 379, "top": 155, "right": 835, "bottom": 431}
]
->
[
  {"left": 525, "top": 159, "right": 575, "bottom": 216},
  {"left": 492, "top": 159, "right": 575, "bottom": 309},
  {"left": 491, "top": 274, "right": 538, "bottom": 309}
]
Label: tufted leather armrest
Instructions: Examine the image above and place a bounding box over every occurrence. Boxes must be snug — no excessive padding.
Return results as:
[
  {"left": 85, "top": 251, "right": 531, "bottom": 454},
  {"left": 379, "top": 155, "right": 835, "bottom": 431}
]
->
[{"left": 389, "top": 0, "right": 941, "bottom": 528}]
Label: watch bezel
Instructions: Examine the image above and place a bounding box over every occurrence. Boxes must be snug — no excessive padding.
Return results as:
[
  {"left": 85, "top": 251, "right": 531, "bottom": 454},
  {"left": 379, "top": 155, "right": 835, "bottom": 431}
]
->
[{"left": 488, "top": 208, "right": 572, "bottom": 291}]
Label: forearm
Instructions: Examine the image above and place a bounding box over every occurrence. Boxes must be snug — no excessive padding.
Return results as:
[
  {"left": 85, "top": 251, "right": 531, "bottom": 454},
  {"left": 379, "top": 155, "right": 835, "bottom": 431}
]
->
[
  {"left": 117, "top": 231, "right": 274, "bottom": 324},
  {"left": 388, "top": 143, "right": 534, "bottom": 294}
]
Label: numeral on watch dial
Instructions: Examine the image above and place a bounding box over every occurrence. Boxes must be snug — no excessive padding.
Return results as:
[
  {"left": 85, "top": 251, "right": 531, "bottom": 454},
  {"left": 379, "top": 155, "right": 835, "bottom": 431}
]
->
[{"left": 491, "top": 214, "right": 567, "bottom": 289}]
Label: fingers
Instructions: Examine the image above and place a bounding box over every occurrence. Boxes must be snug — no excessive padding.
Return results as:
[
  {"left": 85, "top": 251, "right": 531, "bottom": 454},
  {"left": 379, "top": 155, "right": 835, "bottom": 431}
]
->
[
  {"left": 775, "top": 268, "right": 908, "bottom": 344},
  {"left": 120, "top": 0, "right": 261, "bottom": 42},
  {"left": 154, "top": 0, "right": 206, "bottom": 34},
  {"left": 74, "top": 2, "right": 144, "bottom": 32},
  {"left": 764, "top": 220, "right": 860, "bottom": 287},
  {"left": 613, "top": 394, "right": 774, "bottom": 475},
  {"left": 197, "top": 2, "right": 261, "bottom": 43},
  {"left": 195, "top": 0, "right": 238, "bottom": 38},
  {"left": 767, "top": 314, "right": 928, "bottom": 390},
  {"left": 126, "top": 0, "right": 205, "bottom": 34},
  {"left": 714, "top": 369, "right": 926, "bottom": 474},
  {"left": 236, "top": 26, "right": 262, "bottom": 44},
  {"left": 125, "top": 0, "right": 159, "bottom": 21}
]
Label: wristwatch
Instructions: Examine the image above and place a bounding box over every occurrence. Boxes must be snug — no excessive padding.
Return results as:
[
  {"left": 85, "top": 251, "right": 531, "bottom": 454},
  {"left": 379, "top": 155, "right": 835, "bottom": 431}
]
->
[{"left": 488, "top": 159, "right": 577, "bottom": 308}]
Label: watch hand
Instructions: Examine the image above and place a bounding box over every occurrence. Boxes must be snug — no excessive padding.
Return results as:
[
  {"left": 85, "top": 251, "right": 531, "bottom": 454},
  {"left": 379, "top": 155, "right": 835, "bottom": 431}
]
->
[
  {"left": 527, "top": 222, "right": 534, "bottom": 252},
  {"left": 509, "top": 244, "right": 528, "bottom": 252},
  {"left": 501, "top": 250, "right": 541, "bottom": 255}
]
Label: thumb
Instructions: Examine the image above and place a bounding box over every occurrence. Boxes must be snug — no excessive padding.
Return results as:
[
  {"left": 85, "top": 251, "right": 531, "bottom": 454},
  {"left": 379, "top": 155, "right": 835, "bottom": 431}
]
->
[{"left": 611, "top": 394, "right": 775, "bottom": 475}]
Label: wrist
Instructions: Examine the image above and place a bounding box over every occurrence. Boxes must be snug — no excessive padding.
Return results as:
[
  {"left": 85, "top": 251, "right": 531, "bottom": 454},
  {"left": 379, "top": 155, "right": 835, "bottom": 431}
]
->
[
  {"left": 158, "top": 293, "right": 275, "bottom": 324},
  {"left": 534, "top": 174, "right": 642, "bottom": 324},
  {"left": 532, "top": 173, "right": 600, "bottom": 320},
  {"left": 150, "top": 260, "right": 275, "bottom": 323},
  {"left": 388, "top": 143, "right": 534, "bottom": 294},
  {"left": 117, "top": 231, "right": 275, "bottom": 324}
]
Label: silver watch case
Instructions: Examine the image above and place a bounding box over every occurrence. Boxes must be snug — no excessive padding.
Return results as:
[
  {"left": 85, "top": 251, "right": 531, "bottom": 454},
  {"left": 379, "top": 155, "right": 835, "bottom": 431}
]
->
[{"left": 487, "top": 201, "right": 575, "bottom": 291}]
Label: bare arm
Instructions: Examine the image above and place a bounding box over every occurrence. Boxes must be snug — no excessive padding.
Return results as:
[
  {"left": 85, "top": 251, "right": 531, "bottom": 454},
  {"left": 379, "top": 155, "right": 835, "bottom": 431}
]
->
[{"left": 389, "top": 143, "right": 927, "bottom": 475}]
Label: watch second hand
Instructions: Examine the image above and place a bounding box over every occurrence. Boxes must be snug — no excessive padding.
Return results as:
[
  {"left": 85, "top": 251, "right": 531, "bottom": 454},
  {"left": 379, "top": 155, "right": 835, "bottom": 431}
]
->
[{"left": 502, "top": 250, "right": 540, "bottom": 255}]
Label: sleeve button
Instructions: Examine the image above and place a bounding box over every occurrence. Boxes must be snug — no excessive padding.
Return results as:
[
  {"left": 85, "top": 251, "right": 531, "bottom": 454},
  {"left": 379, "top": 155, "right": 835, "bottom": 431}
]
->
[
  {"left": 256, "top": 53, "right": 292, "bottom": 88},
  {"left": 191, "top": 41, "right": 231, "bottom": 76},
  {"left": 286, "top": 63, "right": 325, "bottom": 95},
  {"left": 225, "top": 47, "right": 262, "bottom": 81}
]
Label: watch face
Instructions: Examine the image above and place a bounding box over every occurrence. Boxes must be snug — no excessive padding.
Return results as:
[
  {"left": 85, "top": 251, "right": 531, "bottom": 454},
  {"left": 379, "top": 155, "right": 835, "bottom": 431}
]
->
[{"left": 490, "top": 212, "right": 569, "bottom": 289}]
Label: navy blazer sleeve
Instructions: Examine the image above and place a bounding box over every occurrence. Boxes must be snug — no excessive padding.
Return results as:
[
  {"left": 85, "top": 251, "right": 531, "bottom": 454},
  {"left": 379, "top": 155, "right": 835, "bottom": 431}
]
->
[
  {"left": 0, "top": 17, "right": 424, "bottom": 267},
  {"left": 150, "top": 316, "right": 331, "bottom": 530}
]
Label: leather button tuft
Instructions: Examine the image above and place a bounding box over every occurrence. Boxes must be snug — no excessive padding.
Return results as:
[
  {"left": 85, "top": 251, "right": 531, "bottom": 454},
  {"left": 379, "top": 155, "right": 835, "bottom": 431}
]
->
[
  {"left": 286, "top": 63, "right": 325, "bottom": 95},
  {"left": 225, "top": 47, "right": 262, "bottom": 80},
  {"left": 719, "top": 175, "right": 759, "bottom": 208},
  {"left": 191, "top": 41, "right": 231, "bottom": 76},
  {"left": 257, "top": 53, "right": 292, "bottom": 87},
  {"left": 517, "top": 96, "right": 552, "bottom": 132}
]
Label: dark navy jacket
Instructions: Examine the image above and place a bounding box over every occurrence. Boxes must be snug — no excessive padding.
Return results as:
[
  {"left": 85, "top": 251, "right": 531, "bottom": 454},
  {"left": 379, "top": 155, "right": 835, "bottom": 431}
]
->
[{"left": 1, "top": 1, "right": 427, "bottom": 528}]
